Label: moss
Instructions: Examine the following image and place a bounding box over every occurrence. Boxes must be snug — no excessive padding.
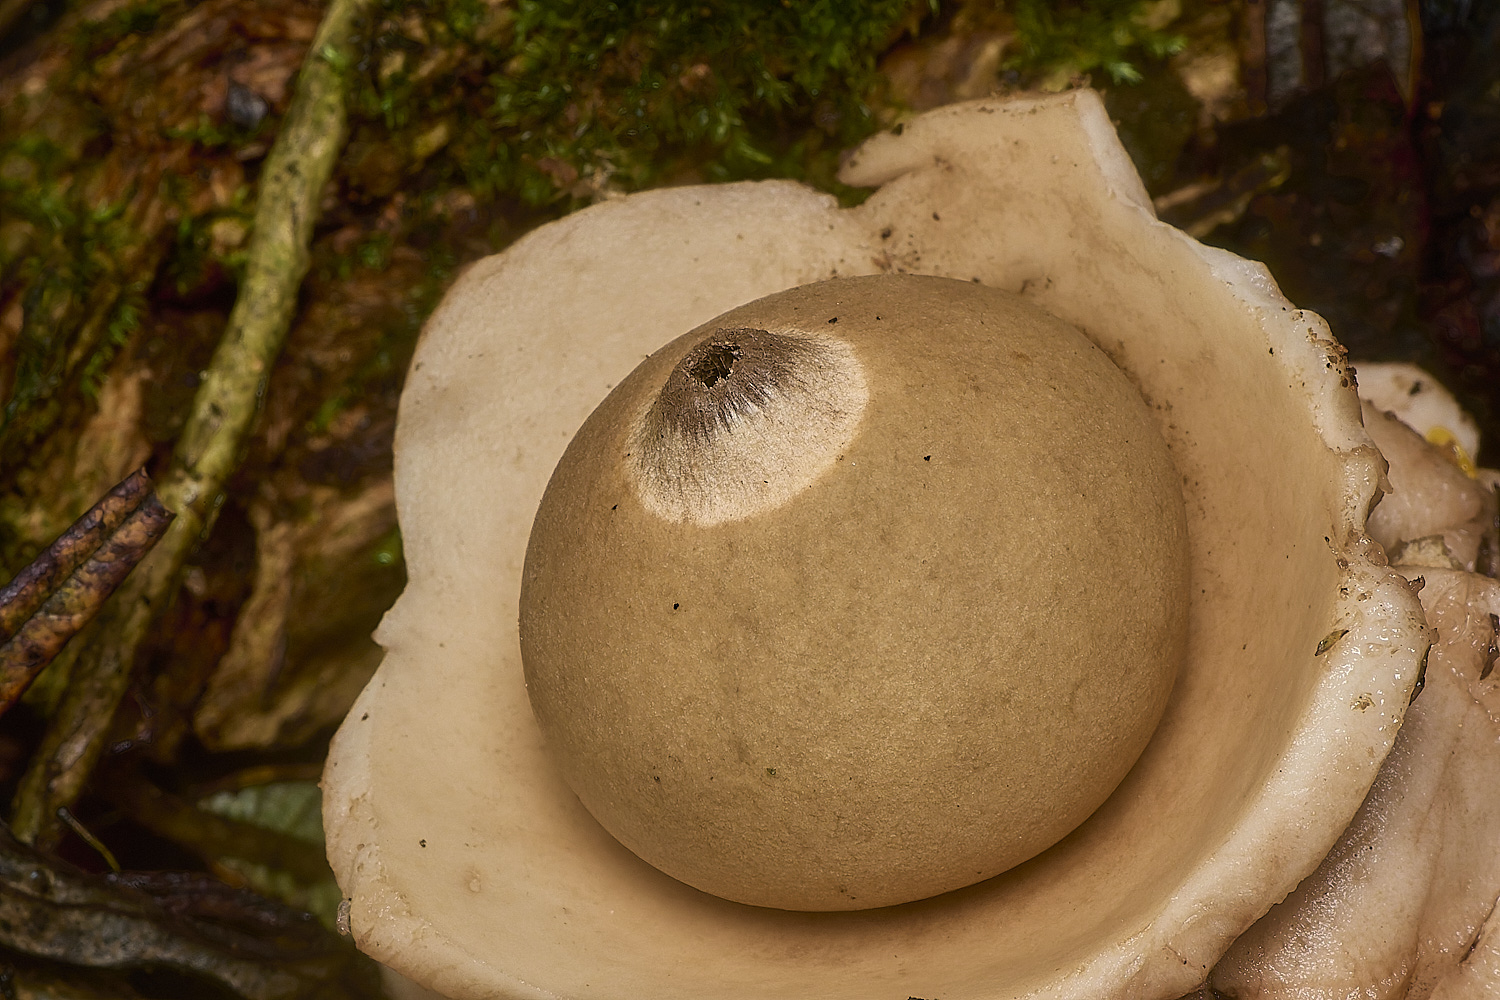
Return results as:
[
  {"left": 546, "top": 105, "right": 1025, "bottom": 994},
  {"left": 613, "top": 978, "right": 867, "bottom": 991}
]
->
[
  {"left": 1005, "top": 0, "right": 1185, "bottom": 86},
  {"left": 0, "top": 0, "right": 1188, "bottom": 473},
  {"left": 306, "top": 239, "right": 449, "bottom": 435},
  {"left": 1, "top": 0, "right": 1189, "bottom": 496},
  {"left": 0, "top": 157, "right": 138, "bottom": 454},
  {"left": 341, "top": 0, "right": 1187, "bottom": 212},
  {"left": 164, "top": 113, "right": 269, "bottom": 151},
  {"left": 78, "top": 285, "right": 145, "bottom": 399},
  {"left": 160, "top": 186, "right": 255, "bottom": 298},
  {"left": 356, "top": 0, "right": 928, "bottom": 206}
]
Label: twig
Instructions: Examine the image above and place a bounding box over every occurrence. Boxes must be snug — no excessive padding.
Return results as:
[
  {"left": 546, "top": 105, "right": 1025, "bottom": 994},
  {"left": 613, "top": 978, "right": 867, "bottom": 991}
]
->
[
  {"left": 0, "top": 495, "right": 174, "bottom": 714},
  {"left": 0, "top": 469, "right": 151, "bottom": 642},
  {"left": 56, "top": 806, "right": 121, "bottom": 873},
  {"left": 9, "top": 0, "right": 373, "bottom": 849}
]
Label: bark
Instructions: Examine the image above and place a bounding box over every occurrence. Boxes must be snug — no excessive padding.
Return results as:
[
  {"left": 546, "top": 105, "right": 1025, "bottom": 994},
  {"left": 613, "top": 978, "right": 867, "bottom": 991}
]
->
[{"left": 0, "top": 823, "right": 374, "bottom": 999}]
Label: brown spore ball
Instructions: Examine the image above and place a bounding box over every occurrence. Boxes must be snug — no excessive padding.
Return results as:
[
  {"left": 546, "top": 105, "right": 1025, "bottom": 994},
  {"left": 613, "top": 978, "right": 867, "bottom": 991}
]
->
[{"left": 520, "top": 273, "right": 1189, "bottom": 911}]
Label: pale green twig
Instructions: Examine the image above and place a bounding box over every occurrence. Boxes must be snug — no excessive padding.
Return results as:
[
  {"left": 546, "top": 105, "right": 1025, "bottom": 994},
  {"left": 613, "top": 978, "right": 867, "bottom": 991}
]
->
[{"left": 9, "top": 0, "right": 374, "bottom": 849}]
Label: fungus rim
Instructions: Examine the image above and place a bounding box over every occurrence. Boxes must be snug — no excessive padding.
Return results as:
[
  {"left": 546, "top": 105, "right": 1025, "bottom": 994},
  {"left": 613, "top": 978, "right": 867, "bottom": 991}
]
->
[{"left": 322, "top": 90, "right": 1429, "bottom": 1000}]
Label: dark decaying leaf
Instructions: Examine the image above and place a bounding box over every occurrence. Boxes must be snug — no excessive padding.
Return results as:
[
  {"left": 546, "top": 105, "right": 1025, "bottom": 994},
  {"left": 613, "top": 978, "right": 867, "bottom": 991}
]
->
[{"left": 0, "top": 824, "right": 378, "bottom": 999}]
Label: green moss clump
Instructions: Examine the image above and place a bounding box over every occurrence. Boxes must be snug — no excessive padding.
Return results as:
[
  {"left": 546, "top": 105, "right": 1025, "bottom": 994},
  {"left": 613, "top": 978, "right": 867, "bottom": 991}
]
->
[
  {"left": 349, "top": 0, "right": 1185, "bottom": 210},
  {"left": 493, "top": 0, "right": 919, "bottom": 189},
  {"left": 359, "top": 0, "right": 927, "bottom": 206},
  {"left": 1005, "top": 0, "right": 1184, "bottom": 85}
]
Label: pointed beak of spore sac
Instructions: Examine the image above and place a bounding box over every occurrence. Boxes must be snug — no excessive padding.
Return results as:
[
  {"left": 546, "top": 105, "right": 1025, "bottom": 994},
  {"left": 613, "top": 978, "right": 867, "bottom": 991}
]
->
[{"left": 630, "top": 326, "right": 868, "bottom": 526}]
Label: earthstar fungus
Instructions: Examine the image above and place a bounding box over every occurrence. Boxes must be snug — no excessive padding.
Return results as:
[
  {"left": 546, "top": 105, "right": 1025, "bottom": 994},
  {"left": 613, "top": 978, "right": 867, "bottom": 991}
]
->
[{"left": 322, "top": 91, "right": 1429, "bottom": 1000}]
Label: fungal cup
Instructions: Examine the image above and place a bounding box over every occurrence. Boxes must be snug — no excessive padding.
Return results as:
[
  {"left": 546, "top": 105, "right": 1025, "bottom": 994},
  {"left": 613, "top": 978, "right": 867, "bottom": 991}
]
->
[{"left": 322, "top": 91, "right": 1431, "bottom": 1000}]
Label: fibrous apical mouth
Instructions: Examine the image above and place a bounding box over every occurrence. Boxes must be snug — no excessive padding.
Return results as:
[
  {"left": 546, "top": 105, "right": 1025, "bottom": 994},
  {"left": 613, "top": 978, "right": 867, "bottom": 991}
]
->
[{"left": 629, "top": 326, "right": 866, "bottom": 526}]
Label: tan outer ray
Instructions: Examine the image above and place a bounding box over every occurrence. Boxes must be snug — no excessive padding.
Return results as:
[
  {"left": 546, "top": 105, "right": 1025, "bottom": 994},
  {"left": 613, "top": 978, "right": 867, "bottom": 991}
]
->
[{"left": 322, "top": 91, "right": 1429, "bottom": 1000}]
